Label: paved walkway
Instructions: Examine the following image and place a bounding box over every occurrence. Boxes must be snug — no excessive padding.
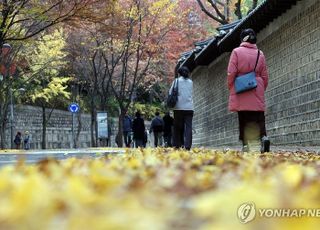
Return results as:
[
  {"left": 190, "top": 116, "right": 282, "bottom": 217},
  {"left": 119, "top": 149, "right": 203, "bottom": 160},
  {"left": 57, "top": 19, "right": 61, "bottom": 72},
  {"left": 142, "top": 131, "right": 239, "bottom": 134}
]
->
[
  {"left": 0, "top": 146, "right": 319, "bottom": 167},
  {"left": 219, "top": 145, "right": 320, "bottom": 153},
  {"left": 0, "top": 148, "right": 125, "bottom": 167},
  {"left": 270, "top": 146, "right": 320, "bottom": 153}
]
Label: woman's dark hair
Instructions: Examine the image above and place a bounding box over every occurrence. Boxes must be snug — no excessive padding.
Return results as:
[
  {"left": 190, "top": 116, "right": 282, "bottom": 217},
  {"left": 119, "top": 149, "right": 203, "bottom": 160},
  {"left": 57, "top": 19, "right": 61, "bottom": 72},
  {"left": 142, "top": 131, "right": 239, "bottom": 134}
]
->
[
  {"left": 240, "top": 28, "right": 257, "bottom": 44},
  {"left": 178, "top": 66, "right": 190, "bottom": 78},
  {"left": 135, "top": 111, "right": 141, "bottom": 118}
]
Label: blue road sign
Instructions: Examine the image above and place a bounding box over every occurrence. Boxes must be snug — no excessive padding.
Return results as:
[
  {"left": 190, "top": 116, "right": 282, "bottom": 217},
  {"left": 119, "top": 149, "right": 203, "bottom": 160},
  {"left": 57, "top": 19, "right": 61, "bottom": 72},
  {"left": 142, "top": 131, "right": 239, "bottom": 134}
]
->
[{"left": 68, "top": 103, "right": 80, "bottom": 113}]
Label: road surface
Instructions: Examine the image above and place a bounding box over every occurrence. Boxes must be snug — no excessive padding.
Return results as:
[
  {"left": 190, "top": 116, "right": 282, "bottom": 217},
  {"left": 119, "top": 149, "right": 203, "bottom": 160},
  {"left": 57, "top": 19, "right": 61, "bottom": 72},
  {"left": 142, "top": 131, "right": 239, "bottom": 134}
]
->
[{"left": 0, "top": 148, "right": 125, "bottom": 167}]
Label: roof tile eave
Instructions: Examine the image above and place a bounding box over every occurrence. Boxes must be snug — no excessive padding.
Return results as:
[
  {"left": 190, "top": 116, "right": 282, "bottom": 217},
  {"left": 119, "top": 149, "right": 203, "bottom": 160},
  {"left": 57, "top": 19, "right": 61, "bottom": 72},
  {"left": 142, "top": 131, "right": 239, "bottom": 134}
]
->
[{"left": 179, "top": 0, "right": 300, "bottom": 72}]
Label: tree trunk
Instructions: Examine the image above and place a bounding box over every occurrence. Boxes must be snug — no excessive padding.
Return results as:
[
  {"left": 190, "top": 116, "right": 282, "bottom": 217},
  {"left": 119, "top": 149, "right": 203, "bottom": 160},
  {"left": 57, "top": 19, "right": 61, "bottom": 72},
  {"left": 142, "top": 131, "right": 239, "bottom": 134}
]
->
[
  {"left": 116, "top": 110, "right": 125, "bottom": 147},
  {"left": 75, "top": 112, "right": 82, "bottom": 148},
  {"left": 0, "top": 122, "right": 6, "bottom": 149},
  {"left": 42, "top": 106, "right": 47, "bottom": 149},
  {"left": 235, "top": 0, "right": 242, "bottom": 19},
  {"left": 0, "top": 100, "right": 9, "bottom": 149},
  {"left": 90, "top": 104, "right": 97, "bottom": 147},
  {"left": 225, "top": 0, "right": 230, "bottom": 22},
  {"left": 251, "top": 0, "right": 258, "bottom": 10},
  {"left": 95, "top": 110, "right": 98, "bottom": 146}
]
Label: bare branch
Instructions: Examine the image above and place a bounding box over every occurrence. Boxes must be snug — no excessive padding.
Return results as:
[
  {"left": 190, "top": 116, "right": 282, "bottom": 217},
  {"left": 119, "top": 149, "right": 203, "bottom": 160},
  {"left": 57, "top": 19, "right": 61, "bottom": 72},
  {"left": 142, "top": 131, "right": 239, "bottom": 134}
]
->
[
  {"left": 235, "top": 0, "right": 242, "bottom": 19},
  {"left": 195, "top": 0, "right": 228, "bottom": 24},
  {"left": 213, "top": 0, "right": 225, "bottom": 6},
  {"left": 5, "top": 0, "right": 93, "bottom": 42},
  {"left": 207, "top": 0, "right": 226, "bottom": 22}
]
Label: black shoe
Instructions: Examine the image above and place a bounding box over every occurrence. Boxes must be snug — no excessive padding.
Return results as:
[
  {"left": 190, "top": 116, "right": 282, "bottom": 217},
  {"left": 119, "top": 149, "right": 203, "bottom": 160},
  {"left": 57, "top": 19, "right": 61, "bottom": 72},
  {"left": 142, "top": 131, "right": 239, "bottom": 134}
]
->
[{"left": 261, "top": 136, "right": 270, "bottom": 153}]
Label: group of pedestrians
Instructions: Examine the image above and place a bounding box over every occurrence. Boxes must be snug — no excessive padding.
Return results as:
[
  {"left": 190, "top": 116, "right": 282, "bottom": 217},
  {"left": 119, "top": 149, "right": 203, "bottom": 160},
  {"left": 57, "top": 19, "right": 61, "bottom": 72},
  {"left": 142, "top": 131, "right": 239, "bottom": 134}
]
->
[
  {"left": 123, "top": 28, "right": 270, "bottom": 152},
  {"left": 121, "top": 58, "right": 194, "bottom": 150},
  {"left": 14, "top": 131, "right": 31, "bottom": 150},
  {"left": 149, "top": 111, "right": 175, "bottom": 147},
  {"left": 122, "top": 111, "right": 146, "bottom": 148},
  {"left": 122, "top": 111, "right": 175, "bottom": 148}
]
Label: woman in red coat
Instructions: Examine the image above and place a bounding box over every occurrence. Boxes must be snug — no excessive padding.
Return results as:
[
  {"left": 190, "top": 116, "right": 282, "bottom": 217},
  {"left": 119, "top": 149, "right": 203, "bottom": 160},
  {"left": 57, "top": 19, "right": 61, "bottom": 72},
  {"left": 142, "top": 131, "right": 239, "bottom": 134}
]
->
[{"left": 227, "top": 28, "right": 270, "bottom": 152}]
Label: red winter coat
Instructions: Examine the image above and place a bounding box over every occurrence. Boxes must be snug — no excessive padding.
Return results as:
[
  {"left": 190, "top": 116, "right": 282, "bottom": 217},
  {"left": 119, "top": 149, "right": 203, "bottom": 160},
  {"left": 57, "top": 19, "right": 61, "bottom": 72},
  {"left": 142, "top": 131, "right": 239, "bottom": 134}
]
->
[{"left": 227, "top": 42, "right": 269, "bottom": 112}]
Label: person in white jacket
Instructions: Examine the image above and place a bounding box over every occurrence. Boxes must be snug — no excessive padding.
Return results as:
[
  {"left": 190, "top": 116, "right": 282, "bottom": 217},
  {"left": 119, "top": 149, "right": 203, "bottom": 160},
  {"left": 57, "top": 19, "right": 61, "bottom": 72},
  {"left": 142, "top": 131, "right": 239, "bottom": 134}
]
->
[{"left": 169, "top": 66, "right": 194, "bottom": 150}]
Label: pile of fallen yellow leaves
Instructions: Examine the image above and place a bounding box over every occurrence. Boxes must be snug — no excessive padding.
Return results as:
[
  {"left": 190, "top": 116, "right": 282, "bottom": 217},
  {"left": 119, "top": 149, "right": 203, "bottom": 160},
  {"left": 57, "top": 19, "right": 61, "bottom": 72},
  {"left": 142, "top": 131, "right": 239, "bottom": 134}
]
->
[{"left": 0, "top": 148, "right": 320, "bottom": 230}]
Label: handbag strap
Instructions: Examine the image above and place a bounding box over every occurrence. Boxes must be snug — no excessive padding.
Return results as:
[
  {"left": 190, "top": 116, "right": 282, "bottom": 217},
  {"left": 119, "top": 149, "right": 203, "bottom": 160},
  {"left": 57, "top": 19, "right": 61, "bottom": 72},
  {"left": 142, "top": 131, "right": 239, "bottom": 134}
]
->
[
  {"left": 253, "top": 50, "right": 260, "bottom": 72},
  {"left": 173, "top": 78, "right": 179, "bottom": 91},
  {"left": 176, "top": 78, "right": 179, "bottom": 91}
]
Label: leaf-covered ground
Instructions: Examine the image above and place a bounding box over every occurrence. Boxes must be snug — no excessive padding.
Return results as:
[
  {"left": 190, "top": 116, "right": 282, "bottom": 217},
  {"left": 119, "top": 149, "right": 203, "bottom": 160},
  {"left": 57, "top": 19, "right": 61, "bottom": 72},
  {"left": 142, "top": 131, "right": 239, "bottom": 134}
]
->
[{"left": 0, "top": 148, "right": 320, "bottom": 230}]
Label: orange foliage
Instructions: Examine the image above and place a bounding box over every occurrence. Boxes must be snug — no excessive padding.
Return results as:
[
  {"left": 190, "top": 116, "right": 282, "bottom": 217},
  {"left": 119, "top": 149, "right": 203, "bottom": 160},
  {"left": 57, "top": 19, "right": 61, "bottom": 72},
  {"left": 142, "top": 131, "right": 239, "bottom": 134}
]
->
[{"left": 157, "top": 0, "right": 217, "bottom": 82}]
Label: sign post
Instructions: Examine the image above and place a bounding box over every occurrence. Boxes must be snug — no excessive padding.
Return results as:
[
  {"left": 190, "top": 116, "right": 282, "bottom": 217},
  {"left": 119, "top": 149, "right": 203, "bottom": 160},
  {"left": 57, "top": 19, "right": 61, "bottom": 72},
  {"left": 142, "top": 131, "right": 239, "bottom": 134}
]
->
[
  {"left": 68, "top": 103, "right": 80, "bottom": 148},
  {"left": 97, "top": 112, "right": 108, "bottom": 146}
]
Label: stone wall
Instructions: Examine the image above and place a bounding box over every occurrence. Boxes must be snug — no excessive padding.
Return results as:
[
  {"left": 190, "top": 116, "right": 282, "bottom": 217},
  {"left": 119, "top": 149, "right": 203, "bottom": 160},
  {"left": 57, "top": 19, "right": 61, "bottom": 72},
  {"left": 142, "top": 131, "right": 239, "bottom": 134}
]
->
[
  {"left": 192, "top": 0, "right": 320, "bottom": 147},
  {"left": 5, "top": 104, "right": 154, "bottom": 149},
  {"left": 6, "top": 105, "right": 92, "bottom": 149}
]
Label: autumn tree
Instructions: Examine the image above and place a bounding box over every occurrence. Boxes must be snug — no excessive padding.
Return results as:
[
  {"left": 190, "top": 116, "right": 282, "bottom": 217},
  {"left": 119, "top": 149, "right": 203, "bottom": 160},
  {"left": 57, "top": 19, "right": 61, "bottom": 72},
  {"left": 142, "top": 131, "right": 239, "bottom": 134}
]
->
[
  {"left": 0, "top": 0, "right": 105, "bottom": 46},
  {"left": 66, "top": 27, "right": 115, "bottom": 147},
  {"left": 0, "top": 0, "right": 105, "bottom": 148},
  {"left": 0, "top": 43, "right": 21, "bottom": 148},
  {"left": 67, "top": 0, "right": 182, "bottom": 147},
  {"left": 62, "top": 0, "right": 121, "bottom": 147},
  {"left": 73, "top": 0, "right": 215, "bottom": 147},
  {"left": 91, "top": 0, "right": 182, "bottom": 147},
  {"left": 159, "top": 0, "right": 216, "bottom": 83},
  {"left": 19, "top": 29, "right": 70, "bottom": 149}
]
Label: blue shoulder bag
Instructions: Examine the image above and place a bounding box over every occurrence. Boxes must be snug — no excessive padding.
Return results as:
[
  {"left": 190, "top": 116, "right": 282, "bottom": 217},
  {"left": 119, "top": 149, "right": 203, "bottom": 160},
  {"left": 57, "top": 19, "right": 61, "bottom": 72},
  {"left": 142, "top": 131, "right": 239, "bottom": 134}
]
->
[{"left": 235, "top": 50, "right": 260, "bottom": 94}]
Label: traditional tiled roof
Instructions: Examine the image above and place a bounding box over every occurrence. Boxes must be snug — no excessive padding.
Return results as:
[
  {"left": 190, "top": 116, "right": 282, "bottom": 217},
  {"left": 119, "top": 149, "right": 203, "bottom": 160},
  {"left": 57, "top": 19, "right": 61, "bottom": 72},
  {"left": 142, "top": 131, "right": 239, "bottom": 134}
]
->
[{"left": 178, "top": 0, "right": 301, "bottom": 72}]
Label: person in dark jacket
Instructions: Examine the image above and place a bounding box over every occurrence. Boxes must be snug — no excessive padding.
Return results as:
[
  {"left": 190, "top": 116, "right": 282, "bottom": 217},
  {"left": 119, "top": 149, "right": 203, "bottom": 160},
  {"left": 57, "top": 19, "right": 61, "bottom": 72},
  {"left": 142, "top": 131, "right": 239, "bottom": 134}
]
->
[
  {"left": 150, "top": 112, "right": 164, "bottom": 147},
  {"left": 132, "top": 111, "right": 146, "bottom": 148},
  {"left": 14, "top": 131, "right": 22, "bottom": 149},
  {"left": 163, "top": 112, "right": 174, "bottom": 147},
  {"left": 122, "top": 112, "right": 132, "bottom": 147}
]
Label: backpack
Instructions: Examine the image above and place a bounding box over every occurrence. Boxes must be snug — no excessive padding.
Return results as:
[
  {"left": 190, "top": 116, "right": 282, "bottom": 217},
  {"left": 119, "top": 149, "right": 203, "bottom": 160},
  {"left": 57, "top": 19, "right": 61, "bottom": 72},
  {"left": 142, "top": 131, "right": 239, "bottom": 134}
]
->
[{"left": 152, "top": 117, "right": 164, "bottom": 132}]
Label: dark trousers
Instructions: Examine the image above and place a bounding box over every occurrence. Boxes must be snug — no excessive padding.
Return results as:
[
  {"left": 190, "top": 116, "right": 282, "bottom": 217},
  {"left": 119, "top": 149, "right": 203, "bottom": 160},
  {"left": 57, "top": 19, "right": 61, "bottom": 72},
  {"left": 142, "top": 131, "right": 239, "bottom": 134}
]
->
[
  {"left": 123, "top": 131, "right": 131, "bottom": 147},
  {"left": 238, "top": 111, "right": 266, "bottom": 144},
  {"left": 173, "top": 110, "right": 194, "bottom": 149},
  {"left": 135, "top": 139, "right": 144, "bottom": 148},
  {"left": 153, "top": 132, "right": 163, "bottom": 147},
  {"left": 163, "top": 133, "right": 172, "bottom": 147}
]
